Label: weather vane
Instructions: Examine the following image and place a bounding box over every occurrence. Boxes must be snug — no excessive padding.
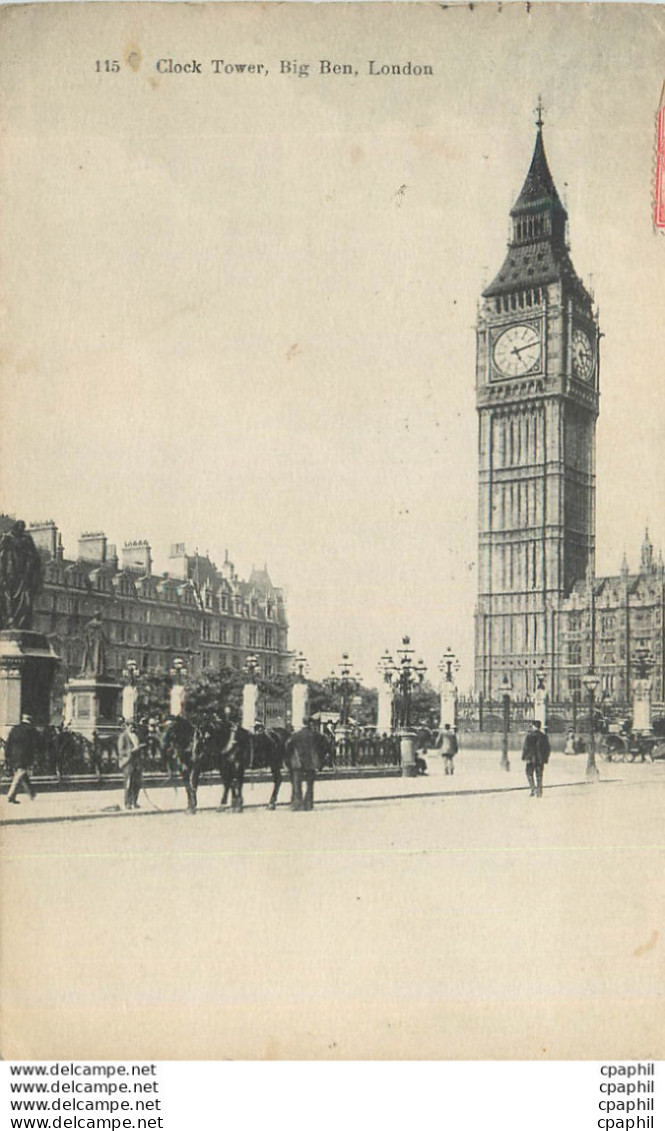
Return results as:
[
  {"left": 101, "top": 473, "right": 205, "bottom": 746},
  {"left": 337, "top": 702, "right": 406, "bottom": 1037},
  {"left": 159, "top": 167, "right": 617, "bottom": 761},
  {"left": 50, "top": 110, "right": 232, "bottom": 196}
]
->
[{"left": 535, "top": 94, "right": 544, "bottom": 130}]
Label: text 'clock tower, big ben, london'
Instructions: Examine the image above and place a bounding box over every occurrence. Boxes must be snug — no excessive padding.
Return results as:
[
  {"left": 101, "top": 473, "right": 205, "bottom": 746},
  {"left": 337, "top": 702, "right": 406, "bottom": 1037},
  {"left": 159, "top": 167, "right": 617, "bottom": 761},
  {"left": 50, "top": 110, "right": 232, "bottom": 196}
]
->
[{"left": 475, "top": 108, "right": 600, "bottom": 698}]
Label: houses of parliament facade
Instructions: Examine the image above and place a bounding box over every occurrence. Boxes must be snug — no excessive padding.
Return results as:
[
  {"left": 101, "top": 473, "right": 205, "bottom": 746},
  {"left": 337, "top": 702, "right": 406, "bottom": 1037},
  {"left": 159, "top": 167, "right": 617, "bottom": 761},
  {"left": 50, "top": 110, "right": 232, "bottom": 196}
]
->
[{"left": 474, "top": 113, "right": 664, "bottom": 705}]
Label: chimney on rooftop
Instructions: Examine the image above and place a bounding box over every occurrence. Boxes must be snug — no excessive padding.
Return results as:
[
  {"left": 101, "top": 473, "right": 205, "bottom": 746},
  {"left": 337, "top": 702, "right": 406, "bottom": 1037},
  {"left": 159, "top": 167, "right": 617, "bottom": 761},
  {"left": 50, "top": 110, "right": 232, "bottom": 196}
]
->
[{"left": 78, "top": 531, "right": 107, "bottom": 564}]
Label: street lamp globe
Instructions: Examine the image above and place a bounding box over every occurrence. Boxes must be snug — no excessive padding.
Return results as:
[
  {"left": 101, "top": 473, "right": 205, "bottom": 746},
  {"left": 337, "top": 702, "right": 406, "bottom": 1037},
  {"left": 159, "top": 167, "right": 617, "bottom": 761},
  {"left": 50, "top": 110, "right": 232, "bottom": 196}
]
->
[{"left": 582, "top": 669, "right": 601, "bottom": 697}]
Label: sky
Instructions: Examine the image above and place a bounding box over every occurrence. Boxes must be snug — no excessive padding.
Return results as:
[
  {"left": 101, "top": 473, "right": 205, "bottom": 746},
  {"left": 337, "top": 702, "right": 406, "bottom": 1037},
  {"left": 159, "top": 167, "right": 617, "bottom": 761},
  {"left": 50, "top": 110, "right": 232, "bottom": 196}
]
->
[{"left": 1, "top": 3, "right": 664, "bottom": 687}]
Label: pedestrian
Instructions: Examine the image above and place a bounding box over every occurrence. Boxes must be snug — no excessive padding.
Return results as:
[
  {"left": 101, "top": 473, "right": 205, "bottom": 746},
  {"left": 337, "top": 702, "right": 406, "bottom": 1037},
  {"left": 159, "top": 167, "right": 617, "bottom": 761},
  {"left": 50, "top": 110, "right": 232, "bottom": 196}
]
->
[
  {"left": 5, "top": 713, "right": 43, "bottom": 803},
  {"left": 440, "top": 723, "right": 459, "bottom": 774},
  {"left": 522, "top": 719, "right": 551, "bottom": 798},
  {"left": 118, "top": 720, "right": 143, "bottom": 810}
]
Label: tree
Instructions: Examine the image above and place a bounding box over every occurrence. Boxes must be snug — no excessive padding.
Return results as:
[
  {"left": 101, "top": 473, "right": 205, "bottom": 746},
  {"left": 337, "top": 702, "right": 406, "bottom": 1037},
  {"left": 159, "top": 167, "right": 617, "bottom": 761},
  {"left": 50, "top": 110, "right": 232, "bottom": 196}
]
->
[
  {"left": 184, "top": 666, "right": 245, "bottom": 723},
  {"left": 135, "top": 671, "right": 172, "bottom": 721},
  {"left": 409, "top": 680, "right": 440, "bottom": 729}
]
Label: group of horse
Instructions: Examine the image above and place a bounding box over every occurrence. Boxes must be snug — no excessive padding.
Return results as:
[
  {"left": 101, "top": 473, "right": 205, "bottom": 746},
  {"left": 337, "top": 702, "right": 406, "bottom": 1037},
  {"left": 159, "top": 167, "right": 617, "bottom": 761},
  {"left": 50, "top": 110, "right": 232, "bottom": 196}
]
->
[{"left": 155, "top": 715, "right": 331, "bottom": 813}]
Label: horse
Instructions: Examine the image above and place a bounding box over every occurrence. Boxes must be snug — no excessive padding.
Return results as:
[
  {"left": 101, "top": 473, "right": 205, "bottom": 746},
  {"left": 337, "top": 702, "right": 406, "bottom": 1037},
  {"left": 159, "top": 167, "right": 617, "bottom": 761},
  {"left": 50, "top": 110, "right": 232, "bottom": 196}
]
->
[
  {"left": 250, "top": 726, "right": 291, "bottom": 809},
  {"left": 283, "top": 726, "right": 328, "bottom": 810},
  {"left": 215, "top": 719, "right": 252, "bottom": 812},
  {"left": 43, "top": 726, "right": 91, "bottom": 777},
  {"left": 160, "top": 715, "right": 198, "bottom": 810}
]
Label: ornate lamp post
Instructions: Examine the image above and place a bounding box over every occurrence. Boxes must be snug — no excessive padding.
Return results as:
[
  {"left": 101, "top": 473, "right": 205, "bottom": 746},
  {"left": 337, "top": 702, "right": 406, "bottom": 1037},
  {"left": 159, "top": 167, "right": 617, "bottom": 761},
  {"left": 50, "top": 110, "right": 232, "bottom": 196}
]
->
[
  {"left": 395, "top": 636, "right": 426, "bottom": 730},
  {"left": 500, "top": 672, "right": 512, "bottom": 772},
  {"left": 582, "top": 666, "right": 601, "bottom": 781},
  {"left": 328, "top": 653, "right": 361, "bottom": 729},
  {"left": 291, "top": 651, "right": 309, "bottom": 730},
  {"left": 439, "top": 647, "right": 459, "bottom": 684},
  {"left": 379, "top": 636, "right": 426, "bottom": 777},
  {"left": 169, "top": 657, "right": 188, "bottom": 716}
]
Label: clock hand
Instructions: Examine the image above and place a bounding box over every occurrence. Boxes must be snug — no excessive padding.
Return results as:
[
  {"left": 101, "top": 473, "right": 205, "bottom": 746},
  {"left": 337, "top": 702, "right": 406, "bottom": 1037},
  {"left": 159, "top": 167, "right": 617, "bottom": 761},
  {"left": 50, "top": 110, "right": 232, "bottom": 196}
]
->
[{"left": 511, "top": 342, "right": 538, "bottom": 355}]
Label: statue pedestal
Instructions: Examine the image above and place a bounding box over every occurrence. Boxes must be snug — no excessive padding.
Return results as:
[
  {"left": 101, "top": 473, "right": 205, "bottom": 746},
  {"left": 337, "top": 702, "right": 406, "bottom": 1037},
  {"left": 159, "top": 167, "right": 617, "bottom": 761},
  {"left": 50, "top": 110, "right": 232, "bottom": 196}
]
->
[
  {"left": 64, "top": 675, "right": 122, "bottom": 740},
  {"left": 0, "top": 630, "right": 59, "bottom": 740}
]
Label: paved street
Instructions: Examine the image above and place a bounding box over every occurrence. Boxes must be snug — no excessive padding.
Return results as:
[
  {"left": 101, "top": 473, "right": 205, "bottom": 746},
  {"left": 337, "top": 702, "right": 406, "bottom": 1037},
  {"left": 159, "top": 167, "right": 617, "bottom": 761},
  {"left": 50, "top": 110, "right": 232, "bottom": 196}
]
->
[{"left": 1, "top": 749, "right": 663, "bottom": 1060}]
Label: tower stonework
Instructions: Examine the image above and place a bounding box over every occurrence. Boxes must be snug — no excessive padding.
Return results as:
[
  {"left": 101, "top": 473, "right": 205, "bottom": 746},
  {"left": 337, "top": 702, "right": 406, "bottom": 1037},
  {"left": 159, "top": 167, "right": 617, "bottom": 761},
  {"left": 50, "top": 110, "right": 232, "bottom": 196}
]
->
[{"left": 474, "top": 119, "right": 600, "bottom": 698}]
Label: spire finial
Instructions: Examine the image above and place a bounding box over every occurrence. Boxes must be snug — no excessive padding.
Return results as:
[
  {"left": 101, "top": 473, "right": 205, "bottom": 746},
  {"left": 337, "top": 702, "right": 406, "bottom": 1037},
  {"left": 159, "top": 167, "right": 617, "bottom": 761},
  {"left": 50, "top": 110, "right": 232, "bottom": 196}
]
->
[{"left": 535, "top": 94, "right": 544, "bottom": 131}]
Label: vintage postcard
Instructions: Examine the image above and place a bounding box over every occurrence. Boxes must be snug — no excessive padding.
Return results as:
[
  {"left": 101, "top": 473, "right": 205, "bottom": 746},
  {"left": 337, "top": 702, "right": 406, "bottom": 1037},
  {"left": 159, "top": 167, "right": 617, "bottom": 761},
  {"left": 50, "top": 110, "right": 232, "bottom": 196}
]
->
[{"left": 0, "top": 2, "right": 663, "bottom": 1062}]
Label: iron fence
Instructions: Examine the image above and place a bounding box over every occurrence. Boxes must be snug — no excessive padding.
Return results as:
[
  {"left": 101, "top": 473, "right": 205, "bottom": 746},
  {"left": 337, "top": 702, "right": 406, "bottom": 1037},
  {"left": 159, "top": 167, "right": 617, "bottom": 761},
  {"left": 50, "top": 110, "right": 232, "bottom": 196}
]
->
[
  {"left": 456, "top": 695, "right": 665, "bottom": 735},
  {"left": 330, "top": 732, "right": 401, "bottom": 769}
]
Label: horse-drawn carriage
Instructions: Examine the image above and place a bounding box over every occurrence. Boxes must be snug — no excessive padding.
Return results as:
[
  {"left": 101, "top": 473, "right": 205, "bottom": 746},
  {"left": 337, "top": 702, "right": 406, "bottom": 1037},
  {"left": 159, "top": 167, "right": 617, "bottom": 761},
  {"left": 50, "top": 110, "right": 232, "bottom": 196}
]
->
[{"left": 599, "top": 730, "right": 665, "bottom": 763}]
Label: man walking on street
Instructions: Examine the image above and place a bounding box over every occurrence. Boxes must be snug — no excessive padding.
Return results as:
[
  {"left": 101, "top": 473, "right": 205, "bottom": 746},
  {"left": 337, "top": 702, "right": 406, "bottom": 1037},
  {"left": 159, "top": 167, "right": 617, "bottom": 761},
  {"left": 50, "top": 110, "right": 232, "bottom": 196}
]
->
[
  {"left": 5, "top": 713, "right": 42, "bottom": 803},
  {"left": 118, "top": 719, "right": 143, "bottom": 810},
  {"left": 522, "top": 719, "right": 551, "bottom": 798}
]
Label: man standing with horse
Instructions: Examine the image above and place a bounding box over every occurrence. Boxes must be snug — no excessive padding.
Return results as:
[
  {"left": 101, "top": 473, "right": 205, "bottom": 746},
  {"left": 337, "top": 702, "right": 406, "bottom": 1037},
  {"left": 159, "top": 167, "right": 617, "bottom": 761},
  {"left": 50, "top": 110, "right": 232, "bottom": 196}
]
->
[
  {"left": 161, "top": 714, "right": 198, "bottom": 812},
  {"left": 285, "top": 718, "right": 327, "bottom": 811}
]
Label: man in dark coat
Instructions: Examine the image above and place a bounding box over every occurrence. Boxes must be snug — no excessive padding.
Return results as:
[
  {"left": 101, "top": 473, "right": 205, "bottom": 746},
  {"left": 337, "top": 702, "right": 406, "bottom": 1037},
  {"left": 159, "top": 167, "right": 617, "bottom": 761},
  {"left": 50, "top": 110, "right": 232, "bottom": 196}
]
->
[
  {"left": 285, "top": 719, "right": 327, "bottom": 810},
  {"left": 522, "top": 719, "right": 551, "bottom": 798},
  {"left": 5, "top": 713, "right": 43, "bottom": 803}
]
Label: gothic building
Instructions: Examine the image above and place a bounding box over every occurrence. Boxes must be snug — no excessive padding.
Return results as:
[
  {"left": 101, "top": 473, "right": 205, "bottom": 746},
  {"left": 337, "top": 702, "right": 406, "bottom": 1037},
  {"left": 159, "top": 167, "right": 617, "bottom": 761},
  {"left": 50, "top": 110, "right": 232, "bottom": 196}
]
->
[
  {"left": 1, "top": 516, "right": 290, "bottom": 691},
  {"left": 557, "top": 532, "right": 664, "bottom": 705},
  {"left": 473, "top": 116, "right": 663, "bottom": 706}
]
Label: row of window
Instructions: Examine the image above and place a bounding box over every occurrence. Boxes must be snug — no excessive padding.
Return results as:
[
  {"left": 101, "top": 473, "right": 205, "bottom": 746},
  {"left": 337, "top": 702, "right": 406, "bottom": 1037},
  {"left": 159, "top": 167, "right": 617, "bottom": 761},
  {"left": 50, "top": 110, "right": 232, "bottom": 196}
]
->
[
  {"left": 202, "top": 591, "right": 278, "bottom": 619},
  {"left": 201, "top": 622, "right": 276, "bottom": 648},
  {"left": 493, "top": 287, "right": 545, "bottom": 314},
  {"left": 491, "top": 411, "right": 544, "bottom": 471},
  {"left": 200, "top": 652, "right": 275, "bottom": 675},
  {"left": 567, "top": 640, "right": 660, "bottom": 665},
  {"left": 514, "top": 216, "right": 547, "bottom": 242}
]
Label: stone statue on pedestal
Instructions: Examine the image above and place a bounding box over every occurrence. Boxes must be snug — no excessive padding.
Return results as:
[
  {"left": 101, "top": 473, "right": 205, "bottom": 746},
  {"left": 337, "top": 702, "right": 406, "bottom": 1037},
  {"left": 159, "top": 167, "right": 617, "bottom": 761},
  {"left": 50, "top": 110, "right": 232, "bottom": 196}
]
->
[
  {"left": 0, "top": 520, "right": 43, "bottom": 630},
  {"left": 79, "top": 611, "right": 108, "bottom": 677}
]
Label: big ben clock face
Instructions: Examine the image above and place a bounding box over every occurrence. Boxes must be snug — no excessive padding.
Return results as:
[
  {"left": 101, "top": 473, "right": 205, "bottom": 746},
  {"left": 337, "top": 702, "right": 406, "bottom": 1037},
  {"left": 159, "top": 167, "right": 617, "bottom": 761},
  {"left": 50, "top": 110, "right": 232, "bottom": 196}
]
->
[
  {"left": 493, "top": 324, "right": 542, "bottom": 377},
  {"left": 572, "top": 327, "right": 594, "bottom": 381}
]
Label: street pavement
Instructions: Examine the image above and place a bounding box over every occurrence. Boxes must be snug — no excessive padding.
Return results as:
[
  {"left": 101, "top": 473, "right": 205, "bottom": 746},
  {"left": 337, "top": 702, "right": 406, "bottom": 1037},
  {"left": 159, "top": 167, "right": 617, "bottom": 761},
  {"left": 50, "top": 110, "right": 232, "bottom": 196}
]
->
[
  {"left": 1, "top": 747, "right": 663, "bottom": 1061},
  {"left": 0, "top": 745, "right": 624, "bottom": 823}
]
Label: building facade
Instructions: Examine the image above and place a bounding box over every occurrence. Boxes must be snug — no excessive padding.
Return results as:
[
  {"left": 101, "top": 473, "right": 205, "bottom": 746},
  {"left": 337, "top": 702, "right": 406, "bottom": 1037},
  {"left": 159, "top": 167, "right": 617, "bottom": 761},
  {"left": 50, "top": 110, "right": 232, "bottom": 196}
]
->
[
  {"left": 474, "top": 118, "right": 663, "bottom": 707},
  {"left": 557, "top": 532, "right": 664, "bottom": 705},
  {"left": 1, "top": 517, "right": 290, "bottom": 699}
]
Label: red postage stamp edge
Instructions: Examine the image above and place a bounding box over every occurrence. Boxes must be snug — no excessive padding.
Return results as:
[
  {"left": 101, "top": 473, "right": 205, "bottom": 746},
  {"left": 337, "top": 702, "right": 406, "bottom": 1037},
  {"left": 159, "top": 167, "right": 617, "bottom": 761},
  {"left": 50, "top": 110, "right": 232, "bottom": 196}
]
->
[{"left": 655, "top": 85, "right": 665, "bottom": 230}]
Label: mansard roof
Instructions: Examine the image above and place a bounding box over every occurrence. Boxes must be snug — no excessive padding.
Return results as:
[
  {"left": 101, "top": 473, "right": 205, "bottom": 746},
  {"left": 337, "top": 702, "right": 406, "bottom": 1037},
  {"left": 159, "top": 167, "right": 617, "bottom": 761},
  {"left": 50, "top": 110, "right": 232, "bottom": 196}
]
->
[{"left": 248, "top": 566, "right": 274, "bottom": 593}]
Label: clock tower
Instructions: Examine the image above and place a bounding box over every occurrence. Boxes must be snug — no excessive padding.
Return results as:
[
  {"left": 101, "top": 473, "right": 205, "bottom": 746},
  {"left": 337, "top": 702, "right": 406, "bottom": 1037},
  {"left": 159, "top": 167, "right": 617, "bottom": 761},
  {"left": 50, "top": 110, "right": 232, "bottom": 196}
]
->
[{"left": 474, "top": 112, "right": 600, "bottom": 698}]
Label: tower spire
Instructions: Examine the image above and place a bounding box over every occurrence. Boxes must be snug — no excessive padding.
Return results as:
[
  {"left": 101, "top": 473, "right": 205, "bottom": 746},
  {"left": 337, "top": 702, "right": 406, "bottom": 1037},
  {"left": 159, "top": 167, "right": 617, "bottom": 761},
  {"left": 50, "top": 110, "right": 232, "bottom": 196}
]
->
[{"left": 535, "top": 94, "right": 544, "bottom": 131}]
